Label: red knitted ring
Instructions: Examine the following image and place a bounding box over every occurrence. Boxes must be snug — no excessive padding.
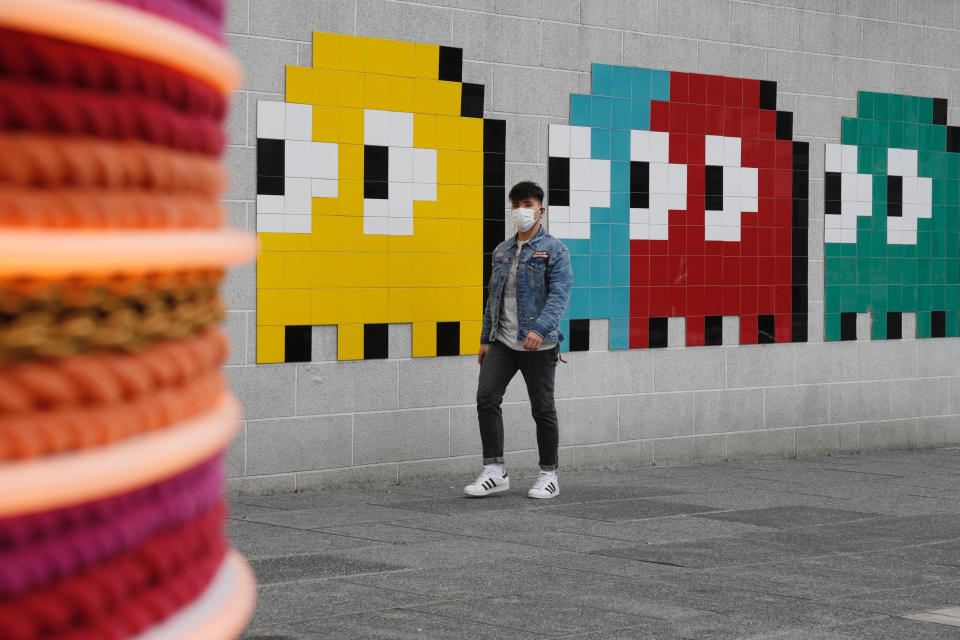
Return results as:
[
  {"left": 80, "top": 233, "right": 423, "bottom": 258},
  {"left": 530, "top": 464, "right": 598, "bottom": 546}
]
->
[
  {"left": 0, "top": 502, "right": 226, "bottom": 640},
  {"left": 0, "top": 456, "right": 223, "bottom": 598},
  {"left": 0, "top": 78, "right": 224, "bottom": 156},
  {"left": 0, "top": 455, "right": 221, "bottom": 550},
  {"left": 0, "top": 28, "right": 225, "bottom": 119}
]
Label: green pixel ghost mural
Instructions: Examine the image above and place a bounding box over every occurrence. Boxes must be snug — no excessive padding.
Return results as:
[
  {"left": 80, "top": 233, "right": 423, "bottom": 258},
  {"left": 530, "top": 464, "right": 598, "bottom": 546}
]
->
[{"left": 824, "top": 92, "right": 960, "bottom": 340}]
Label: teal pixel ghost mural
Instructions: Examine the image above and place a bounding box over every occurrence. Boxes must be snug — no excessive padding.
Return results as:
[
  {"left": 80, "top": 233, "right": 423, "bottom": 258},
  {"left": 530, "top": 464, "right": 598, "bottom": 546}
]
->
[{"left": 824, "top": 92, "right": 960, "bottom": 340}]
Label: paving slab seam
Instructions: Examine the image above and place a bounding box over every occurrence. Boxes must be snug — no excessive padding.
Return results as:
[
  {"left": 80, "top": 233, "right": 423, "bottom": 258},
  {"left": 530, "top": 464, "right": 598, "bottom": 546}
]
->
[
  {"left": 543, "top": 623, "right": 699, "bottom": 640},
  {"left": 229, "top": 500, "right": 292, "bottom": 512},
  {"left": 375, "top": 517, "right": 765, "bottom": 550},
  {"left": 228, "top": 516, "right": 396, "bottom": 538},
  {"left": 256, "top": 595, "right": 569, "bottom": 635},
  {"left": 813, "top": 578, "right": 960, "bottom": 606},
  {"left": 390, "top": 603, "right": 551, "bottom": 636},
  {"left": 307, "top": 525, "right": 477, "bottom": 545},
  {"left": 291, "top": 515, "right": 435, "bottom": 530},
  {"left": 243, "top": 597, "right": 534, "bottom": 636},
  {"left": 253, "top": 567, "right": 437, "bottom": 588},
  {"left": 357, "top": 527, "right": 653, "bottom": 562},
  {"left": 230, "top": 515, "right": 435, "bottom": 541},
  {"left": 834, "top": 543, "right": 960, "bottom": 561},
  {"left": 403, "top": 593, "right": 700, "bottom": 632},
  {"left": 332, "top": 578, "right": 536, "bottom": 601},
  {"left": 522, "top": 507, "right": 726, "bottom": 523},
  {"left": 532, "top": 525, "right": 752, "bottom": 546},
  {"left": 587, "top": 551, "right": 847, "bottom": 574},
  {"left": 366, "top": 489, "right": 724, "bottom": 510},
  {"left": 683, "top": 573, "right": 960, "bottom": 606},
  {"left": 734, "top": 514, "right": 921, "bottom": 535},
  {"left": 739, "top": 530, "right": 960, "bottom": 554}
]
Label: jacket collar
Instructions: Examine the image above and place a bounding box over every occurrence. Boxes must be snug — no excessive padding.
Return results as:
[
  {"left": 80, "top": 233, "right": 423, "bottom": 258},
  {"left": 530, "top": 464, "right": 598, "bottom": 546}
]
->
[{"left": 506, "top": 224, "right": 545, "bottom": 250}]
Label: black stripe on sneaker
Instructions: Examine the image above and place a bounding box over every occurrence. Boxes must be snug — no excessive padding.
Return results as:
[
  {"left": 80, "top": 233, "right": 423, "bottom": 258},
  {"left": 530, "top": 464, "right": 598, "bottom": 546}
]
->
[
  {"left": 483, "top": 479, "right": 492, "bottom": 490},
  {"left": 546, "top": 483, "right": 555, "bottom": 494}
]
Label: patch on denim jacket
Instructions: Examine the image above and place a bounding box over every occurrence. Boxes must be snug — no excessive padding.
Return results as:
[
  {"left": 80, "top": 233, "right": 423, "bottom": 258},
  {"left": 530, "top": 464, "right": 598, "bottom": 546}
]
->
[
  {"left": 531, "top": 251, "right": 549, "bottom": 259},
  {"left": 494, "top": 251, "right": 507, "bottom": 259}
]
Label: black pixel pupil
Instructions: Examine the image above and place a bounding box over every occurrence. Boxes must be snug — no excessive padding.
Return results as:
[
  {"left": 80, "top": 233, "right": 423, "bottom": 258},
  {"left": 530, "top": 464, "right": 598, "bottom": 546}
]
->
[
  {"left": 887, "top": 175, "right": 902, "bottom": 217},
  {"left": 630, "top": 161, "right": 649, "bottom": 208},
  {"left": 548, "top": 157, "right": 570, "bottom": 207},
  {"left": 705, "top": 165, "right": 723, "bottom": 211},
  {"left": 364, "top": 145, "right": 389, "bottom": 200},
  {"left": 825, "top": 172, "right": 841, "bottom": 215}
]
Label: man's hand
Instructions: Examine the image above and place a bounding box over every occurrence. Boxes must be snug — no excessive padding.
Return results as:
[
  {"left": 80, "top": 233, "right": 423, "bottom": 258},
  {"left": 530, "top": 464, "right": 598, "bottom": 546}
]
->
[
  {"left": 478, "top": 344, "right": 490, "bottom": 364},
  {"left": 523, "top": 331, "right": 543, "bottom": 351}
]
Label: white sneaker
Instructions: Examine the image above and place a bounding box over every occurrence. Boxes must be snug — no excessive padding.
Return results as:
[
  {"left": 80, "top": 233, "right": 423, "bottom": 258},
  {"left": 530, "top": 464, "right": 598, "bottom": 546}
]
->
[
  {"left": 527, "top": 471, "right": 559, "bottom": 499},
  {"left": 463, "top": 466, "right": 510, "bottom": 497}
]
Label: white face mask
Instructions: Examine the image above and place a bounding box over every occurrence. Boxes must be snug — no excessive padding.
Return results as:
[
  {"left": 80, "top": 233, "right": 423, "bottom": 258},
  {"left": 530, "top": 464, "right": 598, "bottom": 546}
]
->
[{"left": 511, "top": 207, "right": 539, "bottom": 232}]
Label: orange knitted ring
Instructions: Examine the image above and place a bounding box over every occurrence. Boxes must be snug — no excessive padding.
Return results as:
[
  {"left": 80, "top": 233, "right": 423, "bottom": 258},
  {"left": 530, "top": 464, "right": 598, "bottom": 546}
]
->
[
  {"left": 0, "top": 134, "right": 226, "bottom": 197},
  {"left": 0, "top": 326, "right": 228, "bottom": 412},
  {"left": 0, "top": 187, "right": 225, "bottom": 229},
  {"left": 0, "top": 370, "right": 226, "bottom": 461}
]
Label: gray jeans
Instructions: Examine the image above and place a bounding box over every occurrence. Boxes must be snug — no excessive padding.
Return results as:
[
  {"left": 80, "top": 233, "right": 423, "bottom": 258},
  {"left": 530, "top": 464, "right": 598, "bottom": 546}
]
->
[{"left": 476, "top": 340, "right": 560, "bottom": 471}]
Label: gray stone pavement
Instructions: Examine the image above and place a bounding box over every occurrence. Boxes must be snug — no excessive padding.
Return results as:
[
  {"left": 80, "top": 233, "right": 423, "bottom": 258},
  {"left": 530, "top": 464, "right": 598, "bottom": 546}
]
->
[{"left": 231, "top": 449, "right": 960, "bottom": 639}]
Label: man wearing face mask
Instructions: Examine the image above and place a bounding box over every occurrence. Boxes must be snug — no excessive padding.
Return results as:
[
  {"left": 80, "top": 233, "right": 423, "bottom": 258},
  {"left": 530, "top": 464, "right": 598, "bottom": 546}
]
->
[{"left": 464, "top": 181, "right": 573, "bottom": 499}]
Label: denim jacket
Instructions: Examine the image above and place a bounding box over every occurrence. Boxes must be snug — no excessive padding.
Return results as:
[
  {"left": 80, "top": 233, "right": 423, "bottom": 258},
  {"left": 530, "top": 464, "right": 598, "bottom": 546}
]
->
[{"left": 480, "top": 225, "right": 573, "bottom": 345}]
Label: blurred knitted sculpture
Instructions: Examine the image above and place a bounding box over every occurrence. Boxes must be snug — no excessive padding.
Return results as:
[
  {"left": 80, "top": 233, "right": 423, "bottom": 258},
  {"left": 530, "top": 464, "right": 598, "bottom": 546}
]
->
[{"left": 0, "top": 0, "right": 255, "bottom": 638}]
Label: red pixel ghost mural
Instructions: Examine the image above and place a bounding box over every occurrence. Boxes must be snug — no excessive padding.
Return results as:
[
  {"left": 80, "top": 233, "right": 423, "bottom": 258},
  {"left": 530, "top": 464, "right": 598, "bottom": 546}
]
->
[{"left": 548, "top": 66, "right": 808, "bottom": 351}]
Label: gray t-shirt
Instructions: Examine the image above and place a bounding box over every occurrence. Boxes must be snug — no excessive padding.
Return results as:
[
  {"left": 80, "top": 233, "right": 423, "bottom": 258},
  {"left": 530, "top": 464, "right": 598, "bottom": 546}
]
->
[{"left": 497, "top": 240, "right": 557, "bottom": 352}]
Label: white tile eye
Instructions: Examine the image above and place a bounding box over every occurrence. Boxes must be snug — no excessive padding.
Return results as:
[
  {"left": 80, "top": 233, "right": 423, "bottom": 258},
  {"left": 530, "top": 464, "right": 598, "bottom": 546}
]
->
[
  {"left": 256, "top": 213, "right": 284, "bottom": 233},
  {"left": 722, "top": 137, "right": 741, "bottom": 168},
  {"left": 885, "top": 147, "right": 932, "bottom": 245},
  {"left": 825, "top": 143, "right": 872, "bottom": 245},
  {"left": 388, "top": 147, "right": 414, "bottom": 183},
  {"left": 412, "top": 149, "right": 437, "bottom": 184},
  {"left": 888, "top": 148, "right": 918, "bottom": 178},
  {"left": 388, "top": 217, "right": 413, "bottom": 235},
  {"left": 627, "top": 130, "right": 684, "bottom": 241},
  {"left": 824, "top": 143, "right": 933, "bottom": 246},
  {"left": 284, "top": 178, "right": 312, "bottom": 215},
  {"left": 825, "top": 143, "right": 841, "bottom": 172},
  {"left": 704, "top": 135, "right": 724, "bottom": 166},
  {"left": 257, "top": 101, "right": 285, "bottom": 140},
  {"left": 257, "top": 101, "right": 336, "bottom": 235},
  {"left": 310, "top": 142, "right": 339, "bottom": 181},
  {"left": 544, "top": 125, "right": 611, "bottom": 240},
  {"left": 358, "top": 111, "right": 438, "bottom": 237},
  {"left": 364, "top": 109, "right": 414, "bottom": 148},
  {"left": 570, "top": 126, "right": 592, "bottom": 158},
  {"left": 548, "top": 124, "right": 571, "bottom": 157},
  {"left": 285, "top": 103, "right": 313, "bottom": 141},
  {"left": 668, "top": 163, "right": 687, "bottom": 196},
  {"left": 256, "top": 195, "right": 284, "bottom": 214},
  {"left": 413, "top": 182, "right": 437, "bottom": 201},
  {"left": 363, "top": 215, "right": 389, "bottom": 235},
  {"left": 312, "top": 179, "right": 337, "bottom": 198},
  {"left": 649, "top": 131, "right": 669, "bottom": 162},
  {"left": 285, "top": 141, "right": 312, "bottom": 179},
  {"left": 630, "top": 130, "right": 650, "bottom": 160},
  {"left": 841, "top": 144, "right": 857, "bottom": 173},
  {"left": 284, "top": 215, "right": 311, "bottom": 234}
]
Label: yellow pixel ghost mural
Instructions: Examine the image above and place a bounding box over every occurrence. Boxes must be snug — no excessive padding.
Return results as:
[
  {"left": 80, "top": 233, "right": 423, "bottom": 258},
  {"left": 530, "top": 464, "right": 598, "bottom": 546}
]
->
[{"left": 255, "top": 33, "right": 506, "bottom": 362}]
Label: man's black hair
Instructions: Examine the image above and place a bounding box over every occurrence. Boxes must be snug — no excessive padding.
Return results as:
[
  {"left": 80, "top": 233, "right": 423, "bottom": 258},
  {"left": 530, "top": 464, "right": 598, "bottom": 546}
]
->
[{"left": 508, "top": 181, "right": 544, "bottom": 205}]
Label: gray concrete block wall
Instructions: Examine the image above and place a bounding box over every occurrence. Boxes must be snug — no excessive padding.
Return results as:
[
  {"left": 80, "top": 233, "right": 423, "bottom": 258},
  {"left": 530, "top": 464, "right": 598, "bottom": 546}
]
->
[{"left": 222, "top": 0, "right": 960, "bottom": 495}]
